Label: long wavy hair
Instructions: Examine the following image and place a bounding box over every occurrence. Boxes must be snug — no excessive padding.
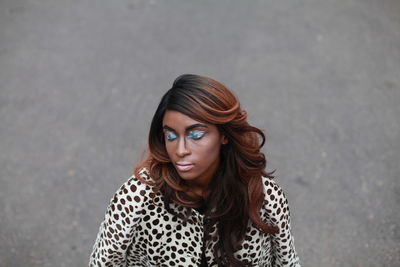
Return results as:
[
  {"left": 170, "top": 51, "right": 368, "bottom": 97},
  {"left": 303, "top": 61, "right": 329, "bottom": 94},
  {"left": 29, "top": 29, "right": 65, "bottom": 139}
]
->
[{"left": 134, "top": 74, "right": 278, "bottom": 266}]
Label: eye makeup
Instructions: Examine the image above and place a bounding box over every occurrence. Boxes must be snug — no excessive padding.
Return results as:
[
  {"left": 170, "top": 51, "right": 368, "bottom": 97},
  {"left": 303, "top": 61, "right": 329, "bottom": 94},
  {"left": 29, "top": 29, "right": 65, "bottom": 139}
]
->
[
  {"left": 187, "top": 130, "right": 206, "bottom": 140},
  {"left": 162, "top": 123, "right": 208, "bottom": 142},
  {"left": 165, "top": 131, "right": 178, "bottom": 141}
]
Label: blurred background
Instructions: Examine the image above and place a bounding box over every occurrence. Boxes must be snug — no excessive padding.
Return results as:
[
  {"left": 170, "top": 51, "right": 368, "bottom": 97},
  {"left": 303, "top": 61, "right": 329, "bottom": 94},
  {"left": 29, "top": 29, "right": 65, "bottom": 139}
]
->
[{"left": 1, "top": 0, "right": 399, "bottom": 266}]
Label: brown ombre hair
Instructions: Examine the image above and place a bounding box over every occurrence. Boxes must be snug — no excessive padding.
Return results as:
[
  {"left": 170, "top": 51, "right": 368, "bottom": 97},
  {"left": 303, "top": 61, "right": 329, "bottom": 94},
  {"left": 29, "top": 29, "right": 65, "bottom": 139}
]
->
[{"left": 134, "top": 74, "right": 278, "bottom": 266}]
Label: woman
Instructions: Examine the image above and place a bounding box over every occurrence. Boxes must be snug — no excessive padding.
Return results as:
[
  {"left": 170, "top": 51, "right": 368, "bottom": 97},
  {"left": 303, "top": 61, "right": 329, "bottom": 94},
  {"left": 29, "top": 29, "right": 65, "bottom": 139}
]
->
[{"left": 89, "top": 74, "right": 300, "bottom": 266}]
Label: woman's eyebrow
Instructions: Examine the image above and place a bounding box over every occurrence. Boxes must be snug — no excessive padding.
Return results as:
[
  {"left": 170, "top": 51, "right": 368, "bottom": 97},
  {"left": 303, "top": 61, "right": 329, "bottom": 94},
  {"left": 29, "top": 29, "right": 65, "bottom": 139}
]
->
[
  {"left": 186, "top": 123, "right": 208, "bottom": 131},
  {"left": 162, "top": 123, "right": 208, "bottom": 132},
  {"left": 162, "top": 125, "right": 175, "bottom": 132}
]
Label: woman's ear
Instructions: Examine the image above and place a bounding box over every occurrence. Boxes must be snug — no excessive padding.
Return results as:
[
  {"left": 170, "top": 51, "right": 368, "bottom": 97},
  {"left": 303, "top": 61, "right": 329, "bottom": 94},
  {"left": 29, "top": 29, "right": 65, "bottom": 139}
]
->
[{"left": 221, "top": 135, "right": 228, "bottom": 145}]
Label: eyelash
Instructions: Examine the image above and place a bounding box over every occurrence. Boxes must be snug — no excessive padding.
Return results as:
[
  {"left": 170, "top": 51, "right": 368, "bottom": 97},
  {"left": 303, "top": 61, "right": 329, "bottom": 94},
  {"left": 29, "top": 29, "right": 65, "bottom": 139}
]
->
[{"left": 164, "top": 130, "right": 206, "bottom": 141}]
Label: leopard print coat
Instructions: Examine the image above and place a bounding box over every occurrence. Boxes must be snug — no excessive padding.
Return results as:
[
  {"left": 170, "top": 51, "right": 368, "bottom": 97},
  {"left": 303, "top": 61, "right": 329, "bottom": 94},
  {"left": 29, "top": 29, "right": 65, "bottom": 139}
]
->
[{"left": 89, "top": 169, "right": 300, "bottom": 266}]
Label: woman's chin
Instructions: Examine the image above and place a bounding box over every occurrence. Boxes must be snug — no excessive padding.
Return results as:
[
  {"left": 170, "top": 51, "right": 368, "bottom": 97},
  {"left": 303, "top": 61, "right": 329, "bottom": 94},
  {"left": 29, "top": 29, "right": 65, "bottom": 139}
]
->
[{"left": 176, "top": 171, "right": 196, "bottom": 180}]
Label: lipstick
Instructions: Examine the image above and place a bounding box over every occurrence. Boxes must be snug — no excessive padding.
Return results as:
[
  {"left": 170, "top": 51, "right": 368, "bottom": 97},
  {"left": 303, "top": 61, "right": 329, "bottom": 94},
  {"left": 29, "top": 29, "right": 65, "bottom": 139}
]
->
[{"left": 176, "top": 162, "right": 194, "bottom": 172}]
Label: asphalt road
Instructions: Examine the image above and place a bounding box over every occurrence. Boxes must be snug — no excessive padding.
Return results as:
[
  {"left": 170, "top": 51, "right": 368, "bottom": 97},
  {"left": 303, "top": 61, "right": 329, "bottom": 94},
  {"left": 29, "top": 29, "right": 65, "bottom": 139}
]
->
[{"left": 1, "top": 0, "right": 399, "bottom": 266}]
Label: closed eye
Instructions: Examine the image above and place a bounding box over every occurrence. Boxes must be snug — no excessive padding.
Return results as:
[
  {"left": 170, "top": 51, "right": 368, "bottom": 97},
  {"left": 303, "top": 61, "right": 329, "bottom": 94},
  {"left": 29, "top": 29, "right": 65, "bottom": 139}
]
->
[
  {"left": 187, "top": 130, "right": 206, "bottom": 140},
  {"left": 165, "top": 131, "right": 177, "bottom": 141}
]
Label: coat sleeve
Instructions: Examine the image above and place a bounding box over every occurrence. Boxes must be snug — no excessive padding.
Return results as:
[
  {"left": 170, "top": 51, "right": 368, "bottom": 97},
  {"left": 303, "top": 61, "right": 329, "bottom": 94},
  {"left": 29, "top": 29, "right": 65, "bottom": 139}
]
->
[
  {"left": 262, "top": 178, "right": 301, "bottom": 267},
  {"left": 89, "top": 174, "right": 146, "bottom": 266}
]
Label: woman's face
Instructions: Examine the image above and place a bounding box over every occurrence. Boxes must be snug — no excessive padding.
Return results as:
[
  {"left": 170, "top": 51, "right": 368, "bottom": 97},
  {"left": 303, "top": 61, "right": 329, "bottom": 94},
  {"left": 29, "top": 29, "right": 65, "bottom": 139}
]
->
[{"left": 162, "top": 110, "right": 227, "bottom": 188}]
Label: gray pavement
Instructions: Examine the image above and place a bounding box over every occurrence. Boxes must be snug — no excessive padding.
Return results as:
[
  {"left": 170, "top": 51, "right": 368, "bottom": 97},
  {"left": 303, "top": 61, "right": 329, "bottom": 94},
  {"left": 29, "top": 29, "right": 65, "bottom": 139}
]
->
[{"left": 1, "top": 0, "right": 400, "bottom": 266}]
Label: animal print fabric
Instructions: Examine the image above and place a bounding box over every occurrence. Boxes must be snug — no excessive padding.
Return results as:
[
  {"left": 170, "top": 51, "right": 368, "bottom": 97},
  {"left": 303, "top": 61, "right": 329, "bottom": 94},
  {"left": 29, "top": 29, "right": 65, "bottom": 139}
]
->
[{"left": 89, "top": 169, "right": 300, "bottom": 266}]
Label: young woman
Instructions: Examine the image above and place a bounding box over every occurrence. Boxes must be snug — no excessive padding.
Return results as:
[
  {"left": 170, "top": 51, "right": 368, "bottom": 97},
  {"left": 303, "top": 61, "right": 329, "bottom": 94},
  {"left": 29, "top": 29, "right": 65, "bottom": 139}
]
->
[{"left": 89, "top": 74, "right": 300, "bottom": 266}]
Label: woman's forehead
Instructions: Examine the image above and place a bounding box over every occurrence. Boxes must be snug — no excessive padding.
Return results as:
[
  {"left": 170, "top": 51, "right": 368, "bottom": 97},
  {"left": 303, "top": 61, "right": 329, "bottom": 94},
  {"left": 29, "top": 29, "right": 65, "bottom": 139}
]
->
[{"left": 162, "top": 110, "right": 214, "bottom": 130}]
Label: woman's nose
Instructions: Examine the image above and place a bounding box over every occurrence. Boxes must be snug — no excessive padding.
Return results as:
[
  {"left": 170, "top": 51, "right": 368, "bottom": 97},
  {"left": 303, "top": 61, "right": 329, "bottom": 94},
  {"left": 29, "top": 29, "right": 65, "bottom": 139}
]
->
[{"left": 176, "top": 137, "right": 190, "bottom": 157}]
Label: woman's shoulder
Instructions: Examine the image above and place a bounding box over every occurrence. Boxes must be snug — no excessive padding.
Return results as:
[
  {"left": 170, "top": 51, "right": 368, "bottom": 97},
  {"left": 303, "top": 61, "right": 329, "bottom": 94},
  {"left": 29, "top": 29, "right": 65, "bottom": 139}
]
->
[
  {"left": 261, "top": 176, "right": 285, "bottom": 197},
  {"left": 110, "top": 168, "right": 156, "bottom": 206},
  {"left": 259, "top": 176, "right": 295, "bottom": 233},
  {"left": 260, "top": 176, "right": 290, "bottom": 212},
  {"left": 128, "top": 167, "right": 154, "bottom": 185}
]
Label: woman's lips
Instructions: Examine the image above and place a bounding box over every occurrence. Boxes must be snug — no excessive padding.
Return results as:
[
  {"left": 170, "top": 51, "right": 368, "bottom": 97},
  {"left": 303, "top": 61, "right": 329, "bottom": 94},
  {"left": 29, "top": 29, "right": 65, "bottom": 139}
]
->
[{"left": 176, "top": 162, "right": 194, "bottom": 172}]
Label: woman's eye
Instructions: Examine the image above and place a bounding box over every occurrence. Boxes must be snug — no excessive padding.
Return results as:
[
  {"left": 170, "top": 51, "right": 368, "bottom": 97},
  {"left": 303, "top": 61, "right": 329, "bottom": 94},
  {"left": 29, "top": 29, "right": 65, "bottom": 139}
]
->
[
  {"left": 165, "top": 132, "right": 177, "bottom": 141},
  {"left": 188, "top": 130, "right": 205, "bottom": 140}
]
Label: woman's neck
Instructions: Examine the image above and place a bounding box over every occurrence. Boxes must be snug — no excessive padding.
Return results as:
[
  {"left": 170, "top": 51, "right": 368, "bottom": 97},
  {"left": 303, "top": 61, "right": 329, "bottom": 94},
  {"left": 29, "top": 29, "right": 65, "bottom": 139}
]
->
[{"left": 186, "top": 185, "right": 209, "bottom": 200}]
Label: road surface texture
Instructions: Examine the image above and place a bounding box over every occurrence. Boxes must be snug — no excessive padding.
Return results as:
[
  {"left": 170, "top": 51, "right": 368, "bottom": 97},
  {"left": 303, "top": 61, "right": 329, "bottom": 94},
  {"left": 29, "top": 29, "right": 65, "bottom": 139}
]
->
[{"left": 1, "top": 0, "right": 399, "bottom": 266}]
